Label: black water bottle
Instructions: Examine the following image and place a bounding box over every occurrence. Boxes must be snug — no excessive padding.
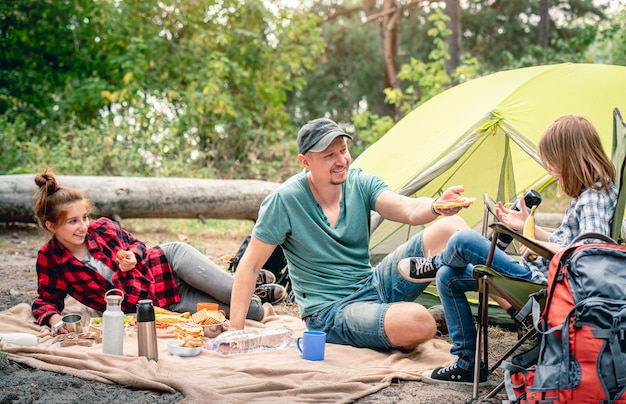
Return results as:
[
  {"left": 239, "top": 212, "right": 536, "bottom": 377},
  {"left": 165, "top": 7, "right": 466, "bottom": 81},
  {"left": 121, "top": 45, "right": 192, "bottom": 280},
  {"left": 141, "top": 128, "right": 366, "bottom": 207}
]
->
[
  {"left": 495, "top": 189, "right": 542, "bottom": 250},
  {"left": 137, "top": 299, "right": 158, "bottom": 361}
]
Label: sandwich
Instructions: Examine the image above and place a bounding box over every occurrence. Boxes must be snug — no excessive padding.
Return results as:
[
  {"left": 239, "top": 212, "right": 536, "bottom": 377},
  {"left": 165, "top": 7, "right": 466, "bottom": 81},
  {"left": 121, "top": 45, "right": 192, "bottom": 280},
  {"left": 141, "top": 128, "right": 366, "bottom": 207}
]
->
[
  {"left": 433, "top": 197, "right": 475, "bottom": 210},
  {"left": 173, "top": 322, "right": 204, "bottom": 347}
]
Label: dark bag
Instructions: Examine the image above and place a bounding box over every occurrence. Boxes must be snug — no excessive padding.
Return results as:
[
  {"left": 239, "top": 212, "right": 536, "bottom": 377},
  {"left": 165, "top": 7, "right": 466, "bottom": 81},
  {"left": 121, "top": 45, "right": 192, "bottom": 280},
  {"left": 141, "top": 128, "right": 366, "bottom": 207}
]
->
[
  {"left": 228, "top": 235, "right": 290, "bottom": 291},
  {"left": 503, "top": 233, "right": 626, "bottom": 403}
]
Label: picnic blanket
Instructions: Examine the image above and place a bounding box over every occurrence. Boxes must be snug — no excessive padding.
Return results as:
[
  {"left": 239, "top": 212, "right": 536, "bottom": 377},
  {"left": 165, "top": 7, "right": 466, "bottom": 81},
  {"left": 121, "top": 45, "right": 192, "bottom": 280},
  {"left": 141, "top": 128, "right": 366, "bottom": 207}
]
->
[{"left": 0, "top": 300, "right": 454, "bottom": 403}]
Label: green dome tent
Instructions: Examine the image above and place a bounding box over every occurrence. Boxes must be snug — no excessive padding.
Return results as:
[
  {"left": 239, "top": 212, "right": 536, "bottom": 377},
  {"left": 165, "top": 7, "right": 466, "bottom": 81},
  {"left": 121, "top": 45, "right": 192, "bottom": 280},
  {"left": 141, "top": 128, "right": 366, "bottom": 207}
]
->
[
  {"left": 352, "top": 63, "right": 626, "bottom": 323},
  {"left": 353, "top": 63, "right": 626, "bottom": 263}
]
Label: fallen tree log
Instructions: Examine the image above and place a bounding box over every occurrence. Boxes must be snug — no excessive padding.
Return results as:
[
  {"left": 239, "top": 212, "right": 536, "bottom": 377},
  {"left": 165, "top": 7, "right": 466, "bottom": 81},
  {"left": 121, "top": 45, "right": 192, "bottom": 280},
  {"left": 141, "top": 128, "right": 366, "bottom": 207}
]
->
[{"left": 0, "top": 175, "right": 280, "bottom": 223}]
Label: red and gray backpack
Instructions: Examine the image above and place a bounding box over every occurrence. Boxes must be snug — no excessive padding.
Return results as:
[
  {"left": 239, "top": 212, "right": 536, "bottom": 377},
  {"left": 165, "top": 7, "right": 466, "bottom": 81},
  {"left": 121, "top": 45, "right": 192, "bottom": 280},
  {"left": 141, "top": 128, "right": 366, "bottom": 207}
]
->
[{"left": 503, "top": 233, "right": 626, "bottom": 403}]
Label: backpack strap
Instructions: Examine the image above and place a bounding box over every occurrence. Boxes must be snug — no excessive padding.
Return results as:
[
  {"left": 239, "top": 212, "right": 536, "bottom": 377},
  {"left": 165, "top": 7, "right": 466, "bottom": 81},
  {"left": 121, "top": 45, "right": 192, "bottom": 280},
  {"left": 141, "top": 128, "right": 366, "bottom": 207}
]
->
[
  {"left": 588, "top": 298, "right": 626, "bottom": 388},
  {"left": 595, "top": 325, "right": 626, "bottom": 388},
  {"left": 542, "top": 247, "right": 575, "bottom": 327},
  {"left": 516, "top": 289, "right": 546, "bottom": 327},
  {"left": 570, "top": 232, "right": 618, "bottom": 245},
  {"left": 565, "top": 298, "right": 626, "bottom": 390},
  {"left": 501, "top": 361, "right": 529, "bottom": 404}
]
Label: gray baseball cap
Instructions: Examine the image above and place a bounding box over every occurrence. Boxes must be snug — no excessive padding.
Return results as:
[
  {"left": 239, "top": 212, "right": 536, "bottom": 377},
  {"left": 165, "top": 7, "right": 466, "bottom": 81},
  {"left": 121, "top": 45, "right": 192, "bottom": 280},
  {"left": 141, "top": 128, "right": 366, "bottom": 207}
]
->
[{"left": 297, "top": 118, "right": 352, "bottom": 154}]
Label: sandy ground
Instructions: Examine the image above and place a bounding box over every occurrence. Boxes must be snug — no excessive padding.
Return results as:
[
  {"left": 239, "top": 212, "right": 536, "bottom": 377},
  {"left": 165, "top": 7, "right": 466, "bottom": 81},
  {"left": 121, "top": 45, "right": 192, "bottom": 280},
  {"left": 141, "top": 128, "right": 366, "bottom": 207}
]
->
[{"left": 0, "top": 222, "right": 514, "bottom": 403}]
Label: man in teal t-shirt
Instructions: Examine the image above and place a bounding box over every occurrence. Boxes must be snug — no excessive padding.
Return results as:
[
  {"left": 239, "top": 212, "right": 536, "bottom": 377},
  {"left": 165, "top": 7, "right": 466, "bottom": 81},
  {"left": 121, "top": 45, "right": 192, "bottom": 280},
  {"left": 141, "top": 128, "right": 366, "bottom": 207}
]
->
[{"left": 230, "top": 118, "right": 471, "bottom": 351}]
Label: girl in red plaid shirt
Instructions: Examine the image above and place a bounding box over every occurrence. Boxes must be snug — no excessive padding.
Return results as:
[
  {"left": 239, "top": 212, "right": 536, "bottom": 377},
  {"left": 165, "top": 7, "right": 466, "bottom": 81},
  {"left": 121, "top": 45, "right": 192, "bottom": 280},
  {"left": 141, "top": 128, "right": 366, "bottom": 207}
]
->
[{"left": 32, "top": 171, "right": 277, "bottom": 335}]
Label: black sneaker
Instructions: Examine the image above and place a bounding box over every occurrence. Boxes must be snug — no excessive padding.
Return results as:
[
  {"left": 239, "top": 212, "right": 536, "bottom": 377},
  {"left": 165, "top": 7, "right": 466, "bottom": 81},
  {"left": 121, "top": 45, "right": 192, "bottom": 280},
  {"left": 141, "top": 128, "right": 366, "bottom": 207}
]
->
[
  {"left": 256, "top": 269, "right": 276, "bottom": 287},
  {"left": 421, "top": 362, "right": 487, "bottom": 385},
  {"left": 254, "top": 283, "right": 286, "bottom": 305},
  {"left": 398, "top": 256, "right": 437, "bottom": 283}
]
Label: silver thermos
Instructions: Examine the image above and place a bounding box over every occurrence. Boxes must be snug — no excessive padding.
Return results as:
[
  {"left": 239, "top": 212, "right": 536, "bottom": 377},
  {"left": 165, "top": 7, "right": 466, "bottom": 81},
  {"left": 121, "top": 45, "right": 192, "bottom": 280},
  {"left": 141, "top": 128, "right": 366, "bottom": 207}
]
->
[{"left": 136, "top": 299, "right": 158, "bottom": 361}]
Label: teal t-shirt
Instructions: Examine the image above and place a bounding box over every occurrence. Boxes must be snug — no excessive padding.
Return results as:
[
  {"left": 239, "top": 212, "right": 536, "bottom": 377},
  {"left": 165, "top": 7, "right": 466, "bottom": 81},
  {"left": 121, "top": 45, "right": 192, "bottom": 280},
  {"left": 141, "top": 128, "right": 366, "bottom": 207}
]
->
[{"left": 252, "top": 168, "right": 389, "bottom": 318}]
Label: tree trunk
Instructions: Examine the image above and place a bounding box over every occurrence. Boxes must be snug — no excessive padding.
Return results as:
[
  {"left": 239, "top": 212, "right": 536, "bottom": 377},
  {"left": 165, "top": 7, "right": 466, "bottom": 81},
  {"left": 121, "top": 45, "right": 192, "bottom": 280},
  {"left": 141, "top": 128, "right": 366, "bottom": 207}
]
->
[
  {"left": 0, "top": 175, "right": 280, "bottom": 223},
  {"left": 538, "top": 0, "right": 550, "bottom": 48},
  {"left": 444, "top": 0, "right": 462, "bottom": 75},
  {"left": 382, "top": 0, "right": 399, "bottom": 91},
  {"left": 360, "top": 0, "right": 421, "bottom": 119}
]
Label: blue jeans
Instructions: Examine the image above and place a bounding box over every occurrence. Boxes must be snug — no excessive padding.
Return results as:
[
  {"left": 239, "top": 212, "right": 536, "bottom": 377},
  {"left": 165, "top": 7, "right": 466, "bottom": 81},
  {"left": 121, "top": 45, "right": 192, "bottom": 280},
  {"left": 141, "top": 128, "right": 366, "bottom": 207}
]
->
[
  {"left": 304, "top": 232, "right": 429, "bottom": 350},
  {"left": 435, "top": 229, "right": 530, "bottom": 369}
]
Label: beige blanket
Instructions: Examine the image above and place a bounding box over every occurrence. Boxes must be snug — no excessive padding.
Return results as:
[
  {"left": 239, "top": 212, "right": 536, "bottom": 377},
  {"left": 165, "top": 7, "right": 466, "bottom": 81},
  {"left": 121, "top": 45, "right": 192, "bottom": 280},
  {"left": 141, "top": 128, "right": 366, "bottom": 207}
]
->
[{"left": 0, "top": 301, "right": 454, "bottom": 403}]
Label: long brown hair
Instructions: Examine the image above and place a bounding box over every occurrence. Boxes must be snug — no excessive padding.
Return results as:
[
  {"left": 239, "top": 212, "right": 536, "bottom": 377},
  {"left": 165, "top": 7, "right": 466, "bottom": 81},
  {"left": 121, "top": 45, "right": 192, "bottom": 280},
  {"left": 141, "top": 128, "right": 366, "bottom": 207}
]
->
[
  {"left": 33, "top": 170, "right": 94, "bottom": 232},
  {"left": 538, "top": 115, "right": 615, "bottom": 198}
]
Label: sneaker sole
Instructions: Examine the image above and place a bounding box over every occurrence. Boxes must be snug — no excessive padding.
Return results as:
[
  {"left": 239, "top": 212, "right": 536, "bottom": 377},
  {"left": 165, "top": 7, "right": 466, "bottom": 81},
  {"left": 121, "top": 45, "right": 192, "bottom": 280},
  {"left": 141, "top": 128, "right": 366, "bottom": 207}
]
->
[
  {"left": 265, "top": 293, "right": 286, "bottom": 305},
  {"left": 271, "top": 297, "right": 286, "bottom": 305},
  {"left": 399, "top": 272, "right": 435, "bottom": 283},
  {"left": 421, "top": 370, "right": 487, "bottom": 386},
  {"left": 257, "top": 297, "right": 285, "bottom": 305}
]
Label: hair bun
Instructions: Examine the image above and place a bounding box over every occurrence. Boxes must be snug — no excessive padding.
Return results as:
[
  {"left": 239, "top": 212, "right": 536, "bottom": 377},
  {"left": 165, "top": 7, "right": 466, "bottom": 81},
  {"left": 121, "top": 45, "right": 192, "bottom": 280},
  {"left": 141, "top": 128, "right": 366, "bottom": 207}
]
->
[{"left": 34, "top": 172, "right": 59, "bottom": 196}]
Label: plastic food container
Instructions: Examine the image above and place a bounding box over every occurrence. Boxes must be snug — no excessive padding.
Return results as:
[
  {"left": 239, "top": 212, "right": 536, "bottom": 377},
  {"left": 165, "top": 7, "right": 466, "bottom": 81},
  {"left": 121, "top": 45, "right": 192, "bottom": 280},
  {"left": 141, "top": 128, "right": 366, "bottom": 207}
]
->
[{"left": 202, "top": 321, "right": 228, "bottom": 338}]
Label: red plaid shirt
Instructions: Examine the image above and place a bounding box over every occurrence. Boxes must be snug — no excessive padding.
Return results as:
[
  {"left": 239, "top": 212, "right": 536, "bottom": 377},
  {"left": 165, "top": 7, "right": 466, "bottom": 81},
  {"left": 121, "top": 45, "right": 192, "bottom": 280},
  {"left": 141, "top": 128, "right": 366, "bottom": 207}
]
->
[{"left": 32, "top": 217, "right": 180, "bottom": 325}]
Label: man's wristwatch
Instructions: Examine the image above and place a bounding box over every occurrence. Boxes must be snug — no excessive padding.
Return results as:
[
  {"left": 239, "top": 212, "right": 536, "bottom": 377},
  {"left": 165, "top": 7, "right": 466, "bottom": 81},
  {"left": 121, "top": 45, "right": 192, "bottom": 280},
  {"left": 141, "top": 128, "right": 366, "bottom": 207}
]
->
[
  {"left": 431, "top": 197, "right": 442, "bottom": 216},
  {"left": 52, "top": 320, "right": 64, "bottom": 332}
]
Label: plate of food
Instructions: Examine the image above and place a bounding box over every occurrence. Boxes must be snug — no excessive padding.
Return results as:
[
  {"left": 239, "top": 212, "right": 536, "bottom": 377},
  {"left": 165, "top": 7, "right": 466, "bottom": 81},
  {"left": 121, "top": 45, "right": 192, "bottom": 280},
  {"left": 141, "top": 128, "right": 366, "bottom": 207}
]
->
[{"left": 167, "top": 339, "right": 202, "bottom": 357}]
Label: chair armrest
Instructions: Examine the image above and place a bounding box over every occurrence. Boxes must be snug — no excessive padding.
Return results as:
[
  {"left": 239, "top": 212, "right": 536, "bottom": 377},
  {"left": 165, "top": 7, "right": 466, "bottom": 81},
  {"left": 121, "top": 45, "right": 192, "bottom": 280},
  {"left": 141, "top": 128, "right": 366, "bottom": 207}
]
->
[{"left": 489, "top": 223, "right": 555, "bottom": 261}]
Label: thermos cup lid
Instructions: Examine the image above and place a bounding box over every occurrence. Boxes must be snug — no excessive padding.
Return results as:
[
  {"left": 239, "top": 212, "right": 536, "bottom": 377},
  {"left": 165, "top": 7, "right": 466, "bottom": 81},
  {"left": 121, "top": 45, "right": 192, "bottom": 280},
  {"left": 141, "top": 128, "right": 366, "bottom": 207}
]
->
[{"left": 136, "top": 299, "right": 155, "bottom": 322}]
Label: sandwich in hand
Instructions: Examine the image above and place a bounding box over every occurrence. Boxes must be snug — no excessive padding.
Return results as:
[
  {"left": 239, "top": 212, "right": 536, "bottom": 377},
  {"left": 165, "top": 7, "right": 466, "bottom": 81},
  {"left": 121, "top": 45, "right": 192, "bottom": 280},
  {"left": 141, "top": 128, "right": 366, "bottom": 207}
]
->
[{"left": 433, "top": 197, "right": 475, "bottom": 210}]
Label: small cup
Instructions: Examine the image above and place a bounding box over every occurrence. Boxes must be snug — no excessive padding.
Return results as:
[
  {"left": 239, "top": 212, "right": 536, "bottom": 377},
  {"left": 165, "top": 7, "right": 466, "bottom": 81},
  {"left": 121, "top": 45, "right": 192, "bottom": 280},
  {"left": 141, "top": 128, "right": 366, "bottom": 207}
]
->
[
  {"left": 62, "top": 313, "right": 83, "bottom": 334},
  {"left": 196, "top": 302, "right": 219, "bottom": 312},
  {"left": 296, "top": 330, "right": 326, "bottom": 361}
]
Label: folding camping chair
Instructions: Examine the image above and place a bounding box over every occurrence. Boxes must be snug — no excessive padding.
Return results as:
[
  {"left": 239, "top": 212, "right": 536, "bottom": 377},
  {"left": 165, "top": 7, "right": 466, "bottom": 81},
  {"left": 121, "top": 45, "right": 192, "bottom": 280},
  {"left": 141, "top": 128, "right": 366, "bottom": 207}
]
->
[
  {"left": 470, "top": 107, "right": 626, "bottom": 399},
  {"left": 611, "top": 107, "right": 626, "bottom": 243},
  {"left": 471, "top": 223, "right": 552, "bottom": 399}
]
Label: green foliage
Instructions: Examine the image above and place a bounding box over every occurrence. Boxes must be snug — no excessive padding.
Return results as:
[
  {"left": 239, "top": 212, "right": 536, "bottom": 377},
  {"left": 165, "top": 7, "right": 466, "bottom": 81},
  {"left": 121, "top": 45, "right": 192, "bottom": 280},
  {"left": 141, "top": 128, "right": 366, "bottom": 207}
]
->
[
  {"left": 384, "top": 35, "right": 450, "bottom": 114},
  {"left": 350, "top": 9, "right": 480, "bottom": 159},
  {"left": 288, "top": 1, "right": 387, "bottom": 124},
  {"left": 1, "top": 0, "right": 624, "bottom": 180},
  {"left": 0, "top": 106, "right": 302, "bottom": 179},
  {"left": 0, "top": 0, "right": 325, "bottom": 179},
  {"left": 1, "top": 0, "right": 77, "bottom": 119},
  {"left": 0, "top": 114, "right": 32, "bottom": 174},
  {"left": 611, "top": 32, "right": 626, "bottom": 65},
  {"left": 462, "top": 0, "right": 607, "bottom": 71},
  {"left": 604, "top": 9, "right": 626, "bottom": 65},
  {"left": 350, "top": 111, "right": 395, "bottom": 158},
  {"left": 135, "top": 0, "right": 325, "bottom": 173},
  {"left": 382, "top": 10, "right": 480, "bottom": 116}
]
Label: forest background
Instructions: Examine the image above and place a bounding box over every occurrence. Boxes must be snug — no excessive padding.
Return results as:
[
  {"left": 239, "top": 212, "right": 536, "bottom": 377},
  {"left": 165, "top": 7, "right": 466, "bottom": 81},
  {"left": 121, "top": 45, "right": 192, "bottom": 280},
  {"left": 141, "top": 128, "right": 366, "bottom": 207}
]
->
[
  {"left": 2, "top": 2, "right": 626, "bottom": 399},
  {"left": 2, "top": 0, "right": 626, "bottom": 182}
]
